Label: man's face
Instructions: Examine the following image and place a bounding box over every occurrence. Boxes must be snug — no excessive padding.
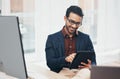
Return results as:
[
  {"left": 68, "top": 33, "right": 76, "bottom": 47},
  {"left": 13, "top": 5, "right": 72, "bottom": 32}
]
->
[{"left": 64, "top": 12, "right": 83, "bottom": 35}]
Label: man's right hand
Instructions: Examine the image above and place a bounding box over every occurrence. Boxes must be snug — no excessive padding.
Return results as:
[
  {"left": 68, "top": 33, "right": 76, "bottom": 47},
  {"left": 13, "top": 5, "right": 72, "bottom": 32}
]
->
[{"left": 65, "top": 53, "right": 76, "bottom": 63}]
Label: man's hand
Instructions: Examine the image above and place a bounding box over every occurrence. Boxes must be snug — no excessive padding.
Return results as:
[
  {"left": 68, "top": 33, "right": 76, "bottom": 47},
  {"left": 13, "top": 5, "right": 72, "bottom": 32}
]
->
[
  {"left": 65, "top": 53, "right": 76, "bottom": 63},
  {"left": 78, "top": 59, "right": 91, "bottom": 69}
]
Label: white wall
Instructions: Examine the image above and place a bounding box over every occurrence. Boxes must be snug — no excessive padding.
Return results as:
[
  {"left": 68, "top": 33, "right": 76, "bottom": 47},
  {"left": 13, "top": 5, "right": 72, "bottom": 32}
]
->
[
  {"left": 95, "top": 0, "right": 120, "bottom": 64},
  {"left": 96, "top": 0, "right": 120, "bottom": 52}
]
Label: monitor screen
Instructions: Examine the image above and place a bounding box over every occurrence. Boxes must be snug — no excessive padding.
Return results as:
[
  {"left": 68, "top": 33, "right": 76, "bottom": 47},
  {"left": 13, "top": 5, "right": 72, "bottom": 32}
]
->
[{"left": 0, "top": 16, "right": 28, "bottom": 79}]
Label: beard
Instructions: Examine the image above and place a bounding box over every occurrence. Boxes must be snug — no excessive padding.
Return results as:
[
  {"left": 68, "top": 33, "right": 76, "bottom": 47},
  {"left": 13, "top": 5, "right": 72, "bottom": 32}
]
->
[{"left": 65, "top": 25, "right": 77, "bottom": 35}]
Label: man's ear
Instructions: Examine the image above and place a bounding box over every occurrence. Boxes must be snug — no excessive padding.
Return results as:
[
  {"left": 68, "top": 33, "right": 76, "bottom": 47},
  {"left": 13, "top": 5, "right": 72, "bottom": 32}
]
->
[{"left": 64, "top": 16, "right": 67, "bottom": 22}]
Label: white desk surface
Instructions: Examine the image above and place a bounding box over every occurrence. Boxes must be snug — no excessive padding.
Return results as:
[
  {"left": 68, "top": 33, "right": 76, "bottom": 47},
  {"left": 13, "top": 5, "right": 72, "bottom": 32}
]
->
[
  {"left": 27, "top": 63, "right": 69, "bottom": 79},
  {"left": 27, "top": 61, "right": 120, "bottom": 79},
  {"left": 1, "top": 61, "right": 119, "bottom": 79}
]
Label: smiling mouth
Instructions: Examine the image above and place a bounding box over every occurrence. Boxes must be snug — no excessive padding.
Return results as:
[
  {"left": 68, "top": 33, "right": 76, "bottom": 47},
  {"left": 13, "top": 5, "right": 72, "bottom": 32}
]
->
[
  {"left": 70, "top": 27, "right": 76, "bottom": 32},
  {"left": 69, "top": 28, "right": 76, "bottom": 34}
]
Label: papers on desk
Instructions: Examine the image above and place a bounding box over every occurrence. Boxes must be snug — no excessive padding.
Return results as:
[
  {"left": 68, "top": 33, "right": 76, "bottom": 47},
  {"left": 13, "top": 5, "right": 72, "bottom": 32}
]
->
[{"left": 0, "top": 71, "right": 18, "bottom": 79}]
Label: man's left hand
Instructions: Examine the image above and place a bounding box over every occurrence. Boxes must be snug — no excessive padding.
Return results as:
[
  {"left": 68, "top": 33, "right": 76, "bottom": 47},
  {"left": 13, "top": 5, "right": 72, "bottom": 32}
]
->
[{"left": 78, "top": 59, "right": 91, "bottom": 69}]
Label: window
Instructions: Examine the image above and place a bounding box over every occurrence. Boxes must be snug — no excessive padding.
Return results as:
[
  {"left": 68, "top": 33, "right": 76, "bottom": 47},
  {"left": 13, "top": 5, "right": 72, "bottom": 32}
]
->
[{"left": 1, "top": 0, "right": 35, "bottom": 53}]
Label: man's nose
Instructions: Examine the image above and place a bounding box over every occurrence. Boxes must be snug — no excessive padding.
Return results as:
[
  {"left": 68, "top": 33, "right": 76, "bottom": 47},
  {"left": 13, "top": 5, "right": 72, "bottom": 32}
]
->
[{"left": 72, "top": 24, "right": 79, "bottom": 29}]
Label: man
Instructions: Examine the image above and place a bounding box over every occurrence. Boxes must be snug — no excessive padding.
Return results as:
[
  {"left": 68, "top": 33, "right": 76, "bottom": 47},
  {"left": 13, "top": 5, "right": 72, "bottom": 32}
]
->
[{"left": 45, "top": 5, "right": 96, "bottom": 79}]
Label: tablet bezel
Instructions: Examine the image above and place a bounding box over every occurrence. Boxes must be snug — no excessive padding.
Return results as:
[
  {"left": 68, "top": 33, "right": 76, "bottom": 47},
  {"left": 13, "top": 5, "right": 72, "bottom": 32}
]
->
[{"left": 69, "top": 51, "right": 94, "bottom": 69}]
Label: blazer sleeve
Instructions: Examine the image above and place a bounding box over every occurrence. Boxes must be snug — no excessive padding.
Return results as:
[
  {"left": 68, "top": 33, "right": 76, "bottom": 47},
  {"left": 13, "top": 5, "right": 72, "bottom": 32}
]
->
[
  {"left": 45, "top": 35, "right": 68, "bottom": 72},
  {"left": 86, "top": 36, "right": 97, "bottom": 65}
]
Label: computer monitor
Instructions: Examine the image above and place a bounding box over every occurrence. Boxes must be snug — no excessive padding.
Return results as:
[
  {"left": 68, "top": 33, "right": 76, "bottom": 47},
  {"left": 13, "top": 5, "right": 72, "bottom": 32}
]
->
[
  {"left": 91, "top": 66, "right": 120, "bottom": 79},
  {"left": 0, "top": 16, "right": 28, "bottom": 79}
]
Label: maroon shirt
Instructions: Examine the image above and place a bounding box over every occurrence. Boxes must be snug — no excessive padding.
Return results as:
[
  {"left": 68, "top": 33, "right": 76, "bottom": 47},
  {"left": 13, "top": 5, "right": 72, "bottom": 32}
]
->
[{"left": 62, "top": 27, "right": 78, "bottom": 56}]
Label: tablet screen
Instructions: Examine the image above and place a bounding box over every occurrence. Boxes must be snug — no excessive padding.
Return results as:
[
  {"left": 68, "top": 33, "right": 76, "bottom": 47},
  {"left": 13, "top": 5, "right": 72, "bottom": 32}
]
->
[{"left": 69, "top": 51, "right": 94, "bottom": 69}]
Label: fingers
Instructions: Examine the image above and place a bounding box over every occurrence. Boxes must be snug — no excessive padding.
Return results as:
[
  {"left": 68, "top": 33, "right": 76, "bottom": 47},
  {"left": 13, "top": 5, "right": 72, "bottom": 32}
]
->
[
  {"left": 68, "top": 53, "right": 76, "bottom": 62},
  {"left": 78, "top": 59, "right": 91, "bottom": 69},
  {"left": 78, "top": 65, "right": 85, "bottom": 69},
  {"left": 65, "top": 53, "right": 76, "bottom": 63},
  {"left": 87, "top": 59, "right": 91, "bottom": 64}
]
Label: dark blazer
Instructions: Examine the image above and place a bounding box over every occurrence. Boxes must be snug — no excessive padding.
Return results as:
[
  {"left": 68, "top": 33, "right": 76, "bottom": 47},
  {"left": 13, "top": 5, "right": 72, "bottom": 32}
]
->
[{"left": 45, "top": 31, "right": 96, "bottom": 72}]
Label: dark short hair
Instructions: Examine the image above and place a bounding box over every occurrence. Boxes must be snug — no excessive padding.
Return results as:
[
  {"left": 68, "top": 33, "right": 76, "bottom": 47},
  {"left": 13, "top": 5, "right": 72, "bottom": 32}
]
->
[{"left": 66, "top": 5, "right": 84, "bottom": 18}]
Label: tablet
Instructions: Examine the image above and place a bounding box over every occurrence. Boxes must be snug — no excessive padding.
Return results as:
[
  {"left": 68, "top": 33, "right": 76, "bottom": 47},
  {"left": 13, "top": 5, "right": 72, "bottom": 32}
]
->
[{"left": 69, "top": 51, "right": 94, "bottom": 69}]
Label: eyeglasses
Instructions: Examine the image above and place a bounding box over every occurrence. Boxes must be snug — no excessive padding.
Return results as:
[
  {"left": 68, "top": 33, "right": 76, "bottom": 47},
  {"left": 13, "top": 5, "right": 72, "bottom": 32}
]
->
[{"left": 67, "top": 18, "right": 82, "bottom": 26}]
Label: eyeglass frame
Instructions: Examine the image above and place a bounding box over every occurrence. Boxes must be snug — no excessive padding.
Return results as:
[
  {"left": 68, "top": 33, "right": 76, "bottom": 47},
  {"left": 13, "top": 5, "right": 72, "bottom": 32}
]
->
[{"left": 67, "top": 18, "right": 82, "bottom": 26}]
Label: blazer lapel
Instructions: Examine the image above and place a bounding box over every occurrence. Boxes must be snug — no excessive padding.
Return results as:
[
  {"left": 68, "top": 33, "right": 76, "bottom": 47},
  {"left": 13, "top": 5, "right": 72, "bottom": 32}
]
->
[
  {"left": 76, "top": 33, "right": 82, "bottom": 52},
  {"left": 76, "top": 36, "right": 79, "bottom": 52},
  {"left": 57, "top": 32, "right": 65, "bottom": 54}
]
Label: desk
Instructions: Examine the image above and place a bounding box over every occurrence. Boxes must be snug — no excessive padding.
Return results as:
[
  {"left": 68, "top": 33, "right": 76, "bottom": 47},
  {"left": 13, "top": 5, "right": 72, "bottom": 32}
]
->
[
  {"left": 27, "top": 63, "right": 69, "bottom": 79},
  {"left": 0, "top": 71, "right": 18, "bottom": 79},
  {"left": 27, "top": 61, "right": 120, "bottom": 79}
]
